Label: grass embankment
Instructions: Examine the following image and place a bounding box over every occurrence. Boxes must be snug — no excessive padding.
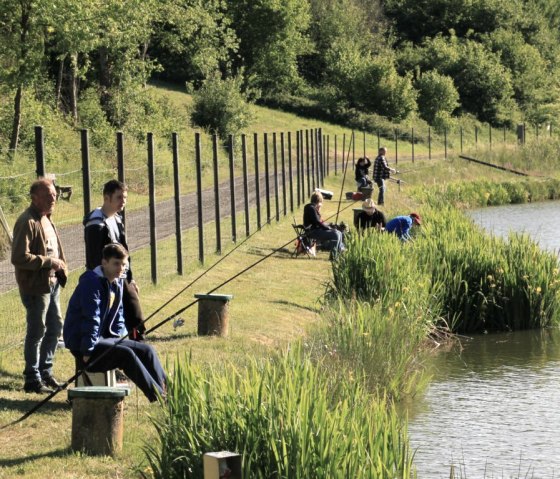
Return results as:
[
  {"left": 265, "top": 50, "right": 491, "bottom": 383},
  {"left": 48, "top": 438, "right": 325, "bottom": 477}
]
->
[{"left": 1, "top": 83, "right": 560, "bottom": 477}]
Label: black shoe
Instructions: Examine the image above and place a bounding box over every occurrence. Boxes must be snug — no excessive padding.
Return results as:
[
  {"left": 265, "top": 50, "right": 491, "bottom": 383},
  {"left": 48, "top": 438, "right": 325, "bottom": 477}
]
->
[
  {"left": 42, "top": 375, "right": 61, "bottom": 390},
  {"left": 24, "top": 380, "right": 53, "bottom": 394}
]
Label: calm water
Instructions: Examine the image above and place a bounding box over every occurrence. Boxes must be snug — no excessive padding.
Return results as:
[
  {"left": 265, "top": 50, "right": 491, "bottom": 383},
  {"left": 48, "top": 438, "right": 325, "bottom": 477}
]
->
[{"left": 408, "top": 201, "right": 560, "bottom": 477}]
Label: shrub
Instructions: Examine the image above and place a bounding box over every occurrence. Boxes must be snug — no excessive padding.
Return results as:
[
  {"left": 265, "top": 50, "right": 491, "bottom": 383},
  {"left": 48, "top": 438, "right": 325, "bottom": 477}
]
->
[
  {"left": 191, "top": 75, "right": 253, "bottom": 140},
  {"left": 415, "top": 70, "right": 460, "bottom": 125}
]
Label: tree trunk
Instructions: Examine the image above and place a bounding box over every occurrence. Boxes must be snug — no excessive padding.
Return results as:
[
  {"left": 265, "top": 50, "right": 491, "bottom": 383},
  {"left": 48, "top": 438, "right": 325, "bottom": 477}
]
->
[
  {"left": 55, "top": 56, "right": 65, "bottom": 112},
  {"left": 8, "top": 86, "right": 23, "bottom": 160},
  {"left": 70, "top": 52, "right": 78, "bottom": 124}
]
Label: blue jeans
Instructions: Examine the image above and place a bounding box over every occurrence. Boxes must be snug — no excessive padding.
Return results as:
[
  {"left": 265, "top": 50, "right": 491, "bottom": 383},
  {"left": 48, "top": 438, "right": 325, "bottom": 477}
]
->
[
  {"left": 308, "top": 228, "right": 344, "bottom": 258},
  {"left": 20, "top": 282, "right": 63, "bottom": 383},
  {"left": 375, "top": 179, "right": 386, "bottom": 205}
]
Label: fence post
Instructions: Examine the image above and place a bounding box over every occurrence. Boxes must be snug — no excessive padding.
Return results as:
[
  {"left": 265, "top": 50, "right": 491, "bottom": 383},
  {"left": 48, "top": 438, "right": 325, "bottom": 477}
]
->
[
  {"left": 460, "top": 127, "right": 463, "bottom": 153},
  {"left": 241, "top": 134, "right": 250, "bottom": 237},
  {"left": 411, "top": 128, "right": 415, "bottom": 163},
  {"left": 116, "top": 131, "right": 126, "bottom": 230},
  {"left": 536, "top": 124, "right": 539, "bottom": 141},
  {"left": 475, "top": 126, "right": 478, "bottom": 148},
  {"left": 295, "top": 131, "right": 300, "bottom": 207},
  {"left": 310, "top": 129, "right": 315, "bottom": 191},
  {"left": 172, "top": 132, "right": 183, "bottom": 275},
  {"left": 319, "top": 129, "right": 324, "bottom": 186},
  {"left": 35, "top": 126, "right": 45, "bottom": 178},
  {"left": 212, "top": 134, "right": 221, "bottom": 254},
  {"left": 444, "top": 128, "right": 448, "bottom": 160},
  {"left": 489, "top": 125, "right": 492, "bottom": 150},
  {"left": 334, "top": 134, "right": 338, "bottom": 175},
  {"left": 305, "top": 129, "right": 310, "bottom": 197},
  {"left": 147, "top": 132, "right": 157, "bottom": 284},
  {"left": 80, "top": 129, "right": 91, "bottom": 216},
  {"left": 280, "top": 132, "right": 287, "bottom": 216},
  {"left": 394, "top": 129, "right": 398, "bottom": 166},
  {"left": 264, "top": 133, "right": 271, "bottom": 224},
  {"left": 428, "top": 127, "right": 432, "bottom": 160},
  {"left": 300, "top": 130, "right": 306, "bottom": 201},
  {"left": 253, "top": 133, "right": 261, "bottom": 229},
  {"left": 228, "top": 135, "right": 237, "bottom": 242},
  {"left": 326, "top": 134, "right": 329, "bottom": 178},
  {"left": 288, "top": 132, "right": 294, "bottom": 212},
  {"left": 363, "top": 130, "right": 366, "bottom": 158},
  {"left": 271, "top": 132, "right": 279, "bottom": 221},
  {"left": 195, "top": 132, "right": 204, "bottom": 264}
]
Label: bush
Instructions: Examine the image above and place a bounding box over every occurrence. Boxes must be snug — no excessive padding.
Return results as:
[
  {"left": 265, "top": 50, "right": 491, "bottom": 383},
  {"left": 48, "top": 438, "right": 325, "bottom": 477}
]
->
[
  {"left": 415, "top": 70, "right": 460, "bottom": 125},
  {"left": 191, "top": 75, "right": 253, "bottom": 140}
]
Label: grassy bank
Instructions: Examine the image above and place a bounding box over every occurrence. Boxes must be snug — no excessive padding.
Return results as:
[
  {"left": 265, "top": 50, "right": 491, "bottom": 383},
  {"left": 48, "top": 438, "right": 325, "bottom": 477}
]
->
[{"left": 1, "top": 85, "right": 560, "bottom": 477}]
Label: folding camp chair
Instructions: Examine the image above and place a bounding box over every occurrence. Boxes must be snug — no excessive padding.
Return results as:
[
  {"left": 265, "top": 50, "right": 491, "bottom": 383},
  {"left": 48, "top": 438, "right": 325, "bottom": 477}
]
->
[{"left": 292, "top": 223, "right": 316, "bottom": 258}]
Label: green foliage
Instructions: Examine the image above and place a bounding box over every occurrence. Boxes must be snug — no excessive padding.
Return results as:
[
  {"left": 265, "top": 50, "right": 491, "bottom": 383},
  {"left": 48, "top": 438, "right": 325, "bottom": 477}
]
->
[
  {"left": 146, "top": 347, "right": 413, "bottom": 478},
  {"left": 191, "top": 75, "right": 253, "bottom": 140},
  {"left": 228, "top": 0, "right": 313, "bottom": 95},
  {"left": 77, "top": 88, "right": 114, "bottom": 148},
  {"left": 415, "top": 70, "right": 459, "bottom": 125}
]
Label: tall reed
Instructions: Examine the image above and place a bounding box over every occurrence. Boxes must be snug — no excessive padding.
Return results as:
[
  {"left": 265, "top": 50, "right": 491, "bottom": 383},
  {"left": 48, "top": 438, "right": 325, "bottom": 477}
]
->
[{"left": 145, "top": 346, "right": 414, "bottom": 478}]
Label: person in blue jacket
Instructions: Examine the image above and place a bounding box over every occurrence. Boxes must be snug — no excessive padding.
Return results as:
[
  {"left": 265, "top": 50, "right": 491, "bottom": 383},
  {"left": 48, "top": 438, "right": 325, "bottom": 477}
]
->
[
  {"left": 63, "top": 243, "right": 166, "bottom": 402},
  {"left": 385, "top": 213, "right": 422, "bottom": 242}
]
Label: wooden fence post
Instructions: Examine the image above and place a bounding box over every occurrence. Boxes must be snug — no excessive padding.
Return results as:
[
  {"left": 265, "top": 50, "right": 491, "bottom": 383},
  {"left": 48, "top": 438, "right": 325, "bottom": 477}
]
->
[
  {"left": 212, "top": 134, "right": 221, "bottom": 254},
  {"left": 172, "top": 132, "right": 183, "bottom": 275},
  {"left": 264, "top": 133, "right": 271, "bottom": 224},
  {"left": 116, "top": 131, "right": 126, "bottom": 228},
  {"left": 35, "top": 126, "right": 45, "bottom": 178},
  {"left": 272, "top": 132, "right": 279, "bottom": 222},
  {"left": 253, "top": 133, "right": 261, "bottom": 229},
  {"left": 147, "top": 132, "right": 157, "bottom": 284},
  {"left": 241, "top": 134, "right": 250, "bottom": 237},
  {"left": 228, "top": 134, "right": 236, "bottom": 242},
  {"left": 288, "top": 132, "right": 294, "bottom": 212},
  {"left": 195, "top": 132, "right": 204, "bottom": 263},
  {"left": 80, "top": 129, "right": 91, "bottom": 217},
  {"left": 280, "top": 132, "right": 287, "bottom": 216}
]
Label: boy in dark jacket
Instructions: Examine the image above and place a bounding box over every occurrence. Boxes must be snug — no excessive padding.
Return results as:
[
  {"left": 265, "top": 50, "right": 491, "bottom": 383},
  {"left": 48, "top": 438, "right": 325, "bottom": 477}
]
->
[{"left": 63, "top": 244, "right": 166, "bottom": 402}]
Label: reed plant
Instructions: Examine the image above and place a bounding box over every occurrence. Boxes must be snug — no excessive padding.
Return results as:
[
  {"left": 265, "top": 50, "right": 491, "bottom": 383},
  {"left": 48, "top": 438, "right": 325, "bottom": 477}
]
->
[
  {"left": 412, "top": 178, "right": 560, "bottom": 209},
  {"left": 145, "top": 346, "right": 414, "bottom": 479}
]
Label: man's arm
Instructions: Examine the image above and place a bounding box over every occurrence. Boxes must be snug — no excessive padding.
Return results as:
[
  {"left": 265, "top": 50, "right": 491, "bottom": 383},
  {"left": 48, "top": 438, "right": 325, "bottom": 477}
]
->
[{"left": 84, "top": 221, "right": 109, "bottom": 269}]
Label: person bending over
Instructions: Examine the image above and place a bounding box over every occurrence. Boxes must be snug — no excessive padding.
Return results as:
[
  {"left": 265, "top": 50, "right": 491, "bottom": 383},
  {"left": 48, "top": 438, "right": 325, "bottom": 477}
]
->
[
  {"left": 303, "top": 191, "right": 345, "bottom": 259},
  {"left": 63, "top": 243, "right": 166, "bottom": 402},
  {"left": 357, "top": 199, "right": 386, "bottom": 231},
  {"left": 385, "top": 213, "right": 422, "bottom": 242}
]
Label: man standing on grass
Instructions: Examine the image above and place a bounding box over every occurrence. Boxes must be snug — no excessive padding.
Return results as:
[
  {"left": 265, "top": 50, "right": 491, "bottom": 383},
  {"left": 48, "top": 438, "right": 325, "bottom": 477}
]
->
[
  {"left": 12, "top": 178, "right": 68, "bottom": 394},
  {"left": 84, "top": 179, "right": 145, "bottom": 340},
  {"left": 373, "top": 147, "right": 397, "bottom": 205}
]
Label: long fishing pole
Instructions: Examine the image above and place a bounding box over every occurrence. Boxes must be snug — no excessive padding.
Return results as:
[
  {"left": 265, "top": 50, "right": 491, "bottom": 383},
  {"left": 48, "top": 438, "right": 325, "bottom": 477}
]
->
[
  {"left": 334, "top": 132, "right": 355, "bottom": 224},
  {"left": 2, "top": 207, "right": 357, "bottom": 429}
]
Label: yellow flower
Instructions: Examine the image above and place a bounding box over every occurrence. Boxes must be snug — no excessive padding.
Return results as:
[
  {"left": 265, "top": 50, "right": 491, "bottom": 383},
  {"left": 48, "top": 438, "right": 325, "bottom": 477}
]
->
[{"left": 536, "top": 287, "right": 542, "bottom": 294}]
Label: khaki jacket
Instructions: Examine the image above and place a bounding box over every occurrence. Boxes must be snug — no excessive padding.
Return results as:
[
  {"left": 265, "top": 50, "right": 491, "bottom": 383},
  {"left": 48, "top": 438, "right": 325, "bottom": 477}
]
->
[{"left": 11, "top": 205, "right": 68, "bottom": 294}]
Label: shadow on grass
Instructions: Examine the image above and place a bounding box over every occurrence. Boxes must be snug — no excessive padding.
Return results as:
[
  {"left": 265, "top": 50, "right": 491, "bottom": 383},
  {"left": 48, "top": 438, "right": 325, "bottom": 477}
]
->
[
  {"left": 148, "top": 332, "right": 196, "bottom": 343},
  {"left": 272, "top": 299, "right": 320, "bottom": 314},
  {"left": 0, "top": 394, "right": 71, "bottom": 415},
  {"left": 0, "top": 446, "right": 73, "bottom": 468}
]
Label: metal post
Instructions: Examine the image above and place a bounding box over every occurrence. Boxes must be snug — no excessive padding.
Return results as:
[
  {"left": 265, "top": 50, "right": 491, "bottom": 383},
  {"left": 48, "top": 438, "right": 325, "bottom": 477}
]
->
[
  {"left": 272, "top": 132, "right": 279, "bottom": 222},
  {"left": 334, "top": 134, "right": 338, "bottom": 175},
  {"left": 288, "top": 132, "right": 294, "bottom": 212},
  {"left": 253, "top": 133, "right": 261, "bottom": 229},
  {"left": 411, "top": 128, "right": 415, "bottom": 163},
  {"left": 116, "top": 131, "right": 126, "bottom": 229},
  {"left": 147, "top": 132, "right": 157, "bottom": 284},
  {"left": 228, "top": 135, "right": 237, "bottom": 242},
  {"left": 489, "top": 125, "right": 492, "bottom": 150},
  {"left": 460, "top": 127, "right": 463, "bottom": 153},
  {"left": 428, "top": 127, "right": 432, "bottom": 160},
  {"left": 280, "top": 132, "right": 287, "bottom": 216},
  {"left": 35, "top": 126, "right": 45, "bottom": 178},
  {"left": 212, "top": 134, "right": 221, "bottom": 254},
  {"left": 305, "top": 129, "right": 310, "bottom": 197},
  {"left": 264, "top": 133, "right": 271, "bottom": 224},
  {"left": 394, "top": 129, "right": 398, "bottom": 166},
  {"left": 241, "top": 134, "right": 250, "bottom": 237},
  {"left": 310, "top": 129, "right": 315, "bottom": 191},
  {"left": 171, "top": 132, "right": 183, "bottom": 275},
  {"left": 80, "top": 129, "right": 91, "bottom": 216},
  {"left": 195, "top": 133, "right": 204, "bottom": 263},
  {"left": 295, "top": 131, "right": 300, "bottom": 207}
]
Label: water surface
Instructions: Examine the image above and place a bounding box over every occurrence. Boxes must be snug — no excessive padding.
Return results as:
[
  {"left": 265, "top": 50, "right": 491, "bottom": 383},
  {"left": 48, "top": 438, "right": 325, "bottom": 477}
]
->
[{"left": 408, "top": 201, "right": 560, "bottom": 477}]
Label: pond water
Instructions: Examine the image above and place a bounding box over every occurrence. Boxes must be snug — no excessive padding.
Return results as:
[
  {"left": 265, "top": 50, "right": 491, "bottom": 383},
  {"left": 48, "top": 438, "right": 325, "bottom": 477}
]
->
[{"left": 407, "top": 201, "right": 560, "bottom": 477}]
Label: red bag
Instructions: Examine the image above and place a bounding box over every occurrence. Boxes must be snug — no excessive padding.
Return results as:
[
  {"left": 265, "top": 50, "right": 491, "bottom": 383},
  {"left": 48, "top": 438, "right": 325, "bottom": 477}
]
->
[{"left": 352, "top": 192, "right": 364, "bottom": 201}]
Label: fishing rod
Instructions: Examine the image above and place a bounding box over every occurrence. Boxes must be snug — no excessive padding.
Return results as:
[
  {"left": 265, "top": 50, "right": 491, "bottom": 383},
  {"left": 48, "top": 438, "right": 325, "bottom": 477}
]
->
[
  {"left": 334, "top": 131, "right": 355, "bottom": 225},
  {"left": 458, "top": 154, "right": 529, "bottom": 177},
  {"left": 2, "top": 171, "right": 360, "bottom": 429}
]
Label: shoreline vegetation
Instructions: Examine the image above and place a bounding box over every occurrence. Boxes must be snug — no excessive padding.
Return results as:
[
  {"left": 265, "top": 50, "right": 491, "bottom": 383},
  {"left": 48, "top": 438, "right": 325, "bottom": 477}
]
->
[{"left": 1, "top": 97, "right": 560, "bottom": 477}]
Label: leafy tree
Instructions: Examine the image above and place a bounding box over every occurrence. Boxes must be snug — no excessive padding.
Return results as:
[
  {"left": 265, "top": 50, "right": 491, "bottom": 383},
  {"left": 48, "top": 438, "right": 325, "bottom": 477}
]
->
[
  {"left": 149, "top": 0, "right": 238, "bottom": 86},
  {"left": 415, "top": 70, "right": 459, "bottom": 125},
  {"left": 191, "top": 74, "right": 253, "bottom": 140},
  {"left": 227, "top": 0, "right": 313, "bottom": 95}
]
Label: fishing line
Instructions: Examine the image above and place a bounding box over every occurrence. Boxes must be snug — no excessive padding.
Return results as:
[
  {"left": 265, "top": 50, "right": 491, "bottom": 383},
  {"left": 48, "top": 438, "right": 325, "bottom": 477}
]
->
[
  {"left": 334, "top": 132, "right": 355, "bottom": 225},
  {"left": 2, "top": 195, "right": 359, "bottom": 430}
]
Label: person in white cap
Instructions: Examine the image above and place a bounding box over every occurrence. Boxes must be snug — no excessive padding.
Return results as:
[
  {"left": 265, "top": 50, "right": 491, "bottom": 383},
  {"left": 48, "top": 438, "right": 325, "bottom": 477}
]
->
[{"left": 356, "top": 198, "right": 386, "bottom": 231}]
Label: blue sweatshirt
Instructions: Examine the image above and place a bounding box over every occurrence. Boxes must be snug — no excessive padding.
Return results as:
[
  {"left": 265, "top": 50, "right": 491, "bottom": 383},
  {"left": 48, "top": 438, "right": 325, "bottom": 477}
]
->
[
  {"left": 385, "top": 215, "right": 413, "bottom": 241},
  {"left": 63, "top": 266, "right": 127, "bottom": 355}
]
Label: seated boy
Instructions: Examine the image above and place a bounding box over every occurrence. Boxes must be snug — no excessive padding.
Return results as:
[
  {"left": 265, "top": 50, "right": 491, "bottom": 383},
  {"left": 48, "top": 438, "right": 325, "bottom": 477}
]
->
[{"left": 63, "top": 243, "right": 166, "bottom": 402}]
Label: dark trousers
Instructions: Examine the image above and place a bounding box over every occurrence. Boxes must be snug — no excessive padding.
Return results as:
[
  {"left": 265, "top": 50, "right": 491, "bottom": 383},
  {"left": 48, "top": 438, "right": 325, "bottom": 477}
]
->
[
  {"left": 123, "top": 279, "right": 145, "bottom": 338},
  {"left": 77, "top": 338, "right": 166, "bottom": 402}
]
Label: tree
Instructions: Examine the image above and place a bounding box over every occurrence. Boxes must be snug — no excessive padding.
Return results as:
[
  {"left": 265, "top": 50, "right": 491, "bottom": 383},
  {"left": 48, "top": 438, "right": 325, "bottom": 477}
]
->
[
  {"left": 415, "top": 70, "right": 459, "bottom": 124},
  {"left": 228, "top": 0, "right": 313, "bottom": 95}
]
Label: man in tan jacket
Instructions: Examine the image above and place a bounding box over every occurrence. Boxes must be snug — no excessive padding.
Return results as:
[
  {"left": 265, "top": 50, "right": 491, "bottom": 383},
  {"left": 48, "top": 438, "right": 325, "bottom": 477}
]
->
[{"left": 11, "top": 179, "right": 67, "bottom": 394}]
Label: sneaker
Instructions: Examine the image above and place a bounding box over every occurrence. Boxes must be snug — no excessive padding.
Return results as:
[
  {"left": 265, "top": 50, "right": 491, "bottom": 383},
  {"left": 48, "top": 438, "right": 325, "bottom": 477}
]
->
[
  {"left": 24, "top": 380, "right": 53, "bottom": 394},
  {"left": 42, "top": 375, "right": 62, "bottom": 390}
]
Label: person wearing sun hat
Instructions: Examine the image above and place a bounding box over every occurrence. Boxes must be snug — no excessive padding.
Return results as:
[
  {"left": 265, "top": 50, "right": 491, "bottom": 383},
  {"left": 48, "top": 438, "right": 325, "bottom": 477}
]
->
[
  {"left": 385, "top": 212, "right": 422, "bottom": 242},
  {"left": 357, "top": 198, "right": 387, "bottom": 231}
]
